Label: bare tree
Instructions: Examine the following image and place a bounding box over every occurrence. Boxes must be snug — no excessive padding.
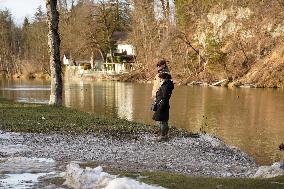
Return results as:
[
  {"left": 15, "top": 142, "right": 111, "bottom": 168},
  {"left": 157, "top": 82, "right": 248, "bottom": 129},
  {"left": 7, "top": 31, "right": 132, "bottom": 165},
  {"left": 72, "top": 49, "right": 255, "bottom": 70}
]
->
[
  {"left": 0, "top": 10, "right": 21, "bottom": 76},
  {"left": 46, "top": 0, "right": 63, "bottom": 106}
]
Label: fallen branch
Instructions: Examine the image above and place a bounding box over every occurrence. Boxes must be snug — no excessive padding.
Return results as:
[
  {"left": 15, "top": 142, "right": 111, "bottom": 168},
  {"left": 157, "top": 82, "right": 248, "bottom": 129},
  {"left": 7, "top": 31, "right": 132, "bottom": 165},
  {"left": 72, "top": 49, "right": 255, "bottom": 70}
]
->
[{"left": 210, "top": 79, "right": 228, "bottom": 86}]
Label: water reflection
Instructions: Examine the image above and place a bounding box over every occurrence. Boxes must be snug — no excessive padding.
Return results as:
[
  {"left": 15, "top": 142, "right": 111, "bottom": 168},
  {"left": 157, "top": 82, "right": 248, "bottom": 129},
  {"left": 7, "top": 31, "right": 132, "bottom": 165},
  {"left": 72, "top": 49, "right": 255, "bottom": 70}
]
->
[
  {"left": 0, "top": 79, "right": 283, "bottom": 165},
  {"left": 0, "top": 79, "right": 50, "bottom": 104},
  {"left": 115, "top": 82, "right": 134, "bottom": 120},
  {"left": 64, "top": 81, "right": 137, "bottom": 120}
]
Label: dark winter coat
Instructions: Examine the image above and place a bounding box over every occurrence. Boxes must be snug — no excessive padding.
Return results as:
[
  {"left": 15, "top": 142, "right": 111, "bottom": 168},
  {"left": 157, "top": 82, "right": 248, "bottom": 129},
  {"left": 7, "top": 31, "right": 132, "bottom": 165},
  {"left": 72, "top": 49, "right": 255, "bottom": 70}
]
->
[{"left": 152, "top": 79, "right": 174, "bottom": 121}]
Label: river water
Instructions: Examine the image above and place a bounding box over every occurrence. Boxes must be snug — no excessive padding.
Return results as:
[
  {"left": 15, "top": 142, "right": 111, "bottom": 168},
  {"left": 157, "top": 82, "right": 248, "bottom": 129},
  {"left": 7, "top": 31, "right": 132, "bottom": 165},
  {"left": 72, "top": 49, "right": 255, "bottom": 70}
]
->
[{"left": 0, "top": 79, "right": 283, "bottom": 165}]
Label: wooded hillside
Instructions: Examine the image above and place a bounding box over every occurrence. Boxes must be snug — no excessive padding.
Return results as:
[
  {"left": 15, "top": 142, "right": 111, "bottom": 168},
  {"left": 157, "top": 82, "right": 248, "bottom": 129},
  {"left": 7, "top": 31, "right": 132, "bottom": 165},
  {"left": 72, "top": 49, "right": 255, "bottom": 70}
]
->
[{"left": 0, "top": 0, "right": 283, "bottom": 87}]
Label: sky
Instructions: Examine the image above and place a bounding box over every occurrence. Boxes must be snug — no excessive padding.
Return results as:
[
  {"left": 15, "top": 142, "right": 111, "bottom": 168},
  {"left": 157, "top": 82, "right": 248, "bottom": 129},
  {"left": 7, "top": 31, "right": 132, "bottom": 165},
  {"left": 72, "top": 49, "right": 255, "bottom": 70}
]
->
[{"left": 0, "top": 0, "right": 46, "bottom": 26}]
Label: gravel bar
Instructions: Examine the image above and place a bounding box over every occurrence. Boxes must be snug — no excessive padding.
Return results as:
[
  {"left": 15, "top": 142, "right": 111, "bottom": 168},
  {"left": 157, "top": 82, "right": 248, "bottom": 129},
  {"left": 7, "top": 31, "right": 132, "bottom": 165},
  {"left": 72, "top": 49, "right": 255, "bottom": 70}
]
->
[{"left": 0, "top": 131, "right": 258, "bottom": 177}]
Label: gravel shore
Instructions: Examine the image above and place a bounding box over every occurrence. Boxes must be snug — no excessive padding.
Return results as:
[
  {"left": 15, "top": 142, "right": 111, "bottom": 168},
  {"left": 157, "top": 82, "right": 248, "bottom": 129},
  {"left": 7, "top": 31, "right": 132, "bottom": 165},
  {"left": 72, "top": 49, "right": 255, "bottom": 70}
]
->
[{"left": 0, "top": 131, "right": 257, "bottom": 178}]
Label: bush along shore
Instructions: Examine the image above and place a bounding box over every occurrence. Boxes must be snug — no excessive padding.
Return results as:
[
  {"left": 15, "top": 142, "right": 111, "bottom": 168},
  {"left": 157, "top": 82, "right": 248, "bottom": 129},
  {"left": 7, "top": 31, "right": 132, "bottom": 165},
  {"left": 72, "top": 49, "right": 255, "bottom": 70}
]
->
[
  {"left": 7, "top": 68, "right": 283, "bottom": 89},
  {"left": 1, "top": 98, "right": 284, "bottom": 188},
  {"left": 119, "top": 74, "right": 284, "bottom": 89},
  {"left": 64, "top": 69, "right": 284, "bottom": 89}
]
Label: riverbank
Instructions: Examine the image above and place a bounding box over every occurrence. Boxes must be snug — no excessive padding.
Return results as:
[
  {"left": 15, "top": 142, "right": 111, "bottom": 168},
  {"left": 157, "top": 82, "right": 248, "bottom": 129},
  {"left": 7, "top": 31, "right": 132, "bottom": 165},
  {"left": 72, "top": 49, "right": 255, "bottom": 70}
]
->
[
  {"left": 3, "top": 66, "right": 283, "bottom": 89},
  {"left": 1, "top": 98, "right": 284, "bottom": 188},
  {"left": 117, "top": 71, "right": 284, "bottom": 89},
  {"left": 64, "top": 68, "right": 284, "bottom": 89}
]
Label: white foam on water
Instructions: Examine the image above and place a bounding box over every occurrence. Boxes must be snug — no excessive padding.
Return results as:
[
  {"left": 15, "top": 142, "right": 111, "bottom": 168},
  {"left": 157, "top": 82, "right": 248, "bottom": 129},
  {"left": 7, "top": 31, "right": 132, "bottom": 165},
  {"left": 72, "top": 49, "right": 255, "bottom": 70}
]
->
[
  {"left": 0, "top": 157, "right": 57, "bottom": 189},
  {"left": 0, "top": 172, "right": 54, "bottom": 189},
  {"left": 64, "top": 163, "right": 165, "bottom": 189},
  {"left": 0, "top": 157, "right": 56, "bottom": 174}
]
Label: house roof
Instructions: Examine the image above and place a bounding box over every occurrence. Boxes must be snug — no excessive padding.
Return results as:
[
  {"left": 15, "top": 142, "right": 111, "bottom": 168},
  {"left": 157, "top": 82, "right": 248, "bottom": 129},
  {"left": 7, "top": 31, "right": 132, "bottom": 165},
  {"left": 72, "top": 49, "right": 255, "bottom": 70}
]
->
[
  {"left": 112, "top": 31, "right": 128, "bottom": 41},
  {"left": 64, "top": 51, "right": 71, "bottom": 59}
]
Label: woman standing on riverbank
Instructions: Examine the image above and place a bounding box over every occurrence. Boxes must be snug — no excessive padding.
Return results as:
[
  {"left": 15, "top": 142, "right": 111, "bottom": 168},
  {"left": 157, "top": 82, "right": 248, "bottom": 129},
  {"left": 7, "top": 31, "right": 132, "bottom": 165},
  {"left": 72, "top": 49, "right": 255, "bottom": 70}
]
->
[{"left": 152, "top": 72, "right": 174, "bottom": 141}]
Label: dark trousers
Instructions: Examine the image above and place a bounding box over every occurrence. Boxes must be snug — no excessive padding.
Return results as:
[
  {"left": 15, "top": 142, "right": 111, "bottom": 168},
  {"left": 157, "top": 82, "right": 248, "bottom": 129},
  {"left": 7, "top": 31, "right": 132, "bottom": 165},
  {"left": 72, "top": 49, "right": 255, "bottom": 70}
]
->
[{"left": 158, "top": 121, "right": 169, "bottom": 136}]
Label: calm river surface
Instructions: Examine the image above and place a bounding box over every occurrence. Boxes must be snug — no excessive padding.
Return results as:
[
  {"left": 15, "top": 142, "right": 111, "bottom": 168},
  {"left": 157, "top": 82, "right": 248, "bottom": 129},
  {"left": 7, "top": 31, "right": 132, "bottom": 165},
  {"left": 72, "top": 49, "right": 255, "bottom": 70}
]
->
[{"left": 0, "top": 79, "right": 283, "bottom": 165}]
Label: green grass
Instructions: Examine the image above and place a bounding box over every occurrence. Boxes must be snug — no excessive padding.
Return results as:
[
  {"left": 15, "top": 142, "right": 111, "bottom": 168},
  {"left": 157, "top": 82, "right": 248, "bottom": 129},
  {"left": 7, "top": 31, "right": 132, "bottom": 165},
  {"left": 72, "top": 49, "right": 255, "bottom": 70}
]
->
[
  {"left": 0, "top": 98, "right": 149, "bottom": 136},
  {"left": 136, "top": 172, "right": 284, "bottom": 189},
  {"left": 0, "top": 97, "right": 189, "bottom": 138}
]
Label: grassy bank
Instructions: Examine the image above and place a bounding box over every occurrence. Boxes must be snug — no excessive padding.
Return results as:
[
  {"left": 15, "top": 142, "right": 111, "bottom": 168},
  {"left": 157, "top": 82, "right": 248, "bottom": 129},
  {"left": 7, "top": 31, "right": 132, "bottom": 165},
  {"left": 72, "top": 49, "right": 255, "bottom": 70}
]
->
[
  {"left": 0, "top": 98, "right": 154, "bottom": 137},
  {"left": 0, "top": 97, "right": 189, "bottom": 138},
  {"left": 1, "top": 98, "right": 284, "bottom": 188},
  {"left": 124, "top": 172, "right": 284, "bottom": 189}
]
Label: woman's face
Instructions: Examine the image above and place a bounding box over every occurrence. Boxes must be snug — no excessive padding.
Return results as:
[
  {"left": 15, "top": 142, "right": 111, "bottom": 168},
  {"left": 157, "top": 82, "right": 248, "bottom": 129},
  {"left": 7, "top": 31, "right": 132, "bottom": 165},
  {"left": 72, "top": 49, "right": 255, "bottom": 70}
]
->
[{"left": 157, "top": 64, "right": 166, "bottom": 71}]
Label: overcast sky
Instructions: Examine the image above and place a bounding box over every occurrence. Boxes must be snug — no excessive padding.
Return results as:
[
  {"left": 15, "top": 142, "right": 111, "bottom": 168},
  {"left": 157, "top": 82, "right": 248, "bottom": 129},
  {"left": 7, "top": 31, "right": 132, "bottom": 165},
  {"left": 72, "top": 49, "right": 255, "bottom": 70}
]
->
[{"left": 0, "top": 0, "right": 46, "bottom": 25}]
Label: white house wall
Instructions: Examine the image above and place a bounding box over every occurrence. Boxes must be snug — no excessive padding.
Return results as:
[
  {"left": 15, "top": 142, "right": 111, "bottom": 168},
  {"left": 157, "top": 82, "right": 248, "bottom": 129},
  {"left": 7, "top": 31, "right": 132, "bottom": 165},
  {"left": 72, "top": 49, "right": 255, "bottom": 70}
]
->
[
  {"left": 115, "top": 64, "right": 123, "bottom": 73},
  {"left": 63, "top": 55, "right": 70, "bottom": 65},
  {"left": 117, "top": 44, "right": 135, "bottom": 55}
]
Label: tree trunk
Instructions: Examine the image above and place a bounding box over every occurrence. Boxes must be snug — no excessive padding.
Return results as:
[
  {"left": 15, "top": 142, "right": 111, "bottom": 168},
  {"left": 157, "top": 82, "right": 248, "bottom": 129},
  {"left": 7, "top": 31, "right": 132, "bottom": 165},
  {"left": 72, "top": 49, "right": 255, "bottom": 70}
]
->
[{"left": 46, "top": 0, "right": 63, "bottom": 106}]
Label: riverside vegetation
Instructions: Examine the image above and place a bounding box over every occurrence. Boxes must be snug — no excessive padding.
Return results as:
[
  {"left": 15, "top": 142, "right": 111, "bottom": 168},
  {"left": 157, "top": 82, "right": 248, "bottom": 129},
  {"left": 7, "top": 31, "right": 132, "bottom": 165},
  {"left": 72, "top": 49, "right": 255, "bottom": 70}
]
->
[
  {"left": 1, "top": 97, "right": 284, "bottom": 188},
  {"left": 0, "top": 0, "right": 284, "bottom": 88}
]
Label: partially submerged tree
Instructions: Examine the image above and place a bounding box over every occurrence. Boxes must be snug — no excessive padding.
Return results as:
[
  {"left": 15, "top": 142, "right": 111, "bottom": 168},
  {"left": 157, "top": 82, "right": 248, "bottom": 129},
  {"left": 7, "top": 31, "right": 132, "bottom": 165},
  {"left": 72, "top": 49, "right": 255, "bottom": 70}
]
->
[{"left": 46, "top": 0, "right": 63, "bottom": 106}]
